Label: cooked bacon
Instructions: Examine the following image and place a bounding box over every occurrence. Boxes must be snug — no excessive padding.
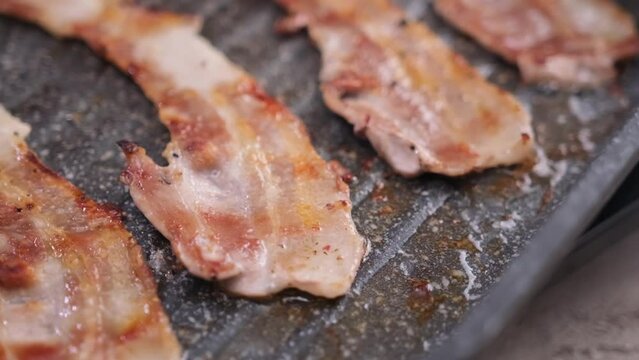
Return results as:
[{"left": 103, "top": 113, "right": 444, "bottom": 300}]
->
[
  {"left": 435, "top": 0, "right": 639, "bottom": 87},
  {"left": 0, "top": 106, "right": 181, "bottom": 359},
  {"left": 276, "top": 0, "right": 535, "bottom": 177},
  {"left": 0, "top": 0, "right": 366, "bottom": 298}
]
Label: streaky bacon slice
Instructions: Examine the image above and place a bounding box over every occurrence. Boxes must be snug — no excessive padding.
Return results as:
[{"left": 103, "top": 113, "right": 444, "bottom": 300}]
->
[
  {"left": 435, "top": 0, "right": 639, "bottom": 87},
  {"left": 0, "top": 106, "right": 181, "bottom": 359},
  {"left": 276, "top": 0, "right": 535, "bottom": 177},
  {"left": 0, "top": 0, "right": 366, "bottom": 298}
]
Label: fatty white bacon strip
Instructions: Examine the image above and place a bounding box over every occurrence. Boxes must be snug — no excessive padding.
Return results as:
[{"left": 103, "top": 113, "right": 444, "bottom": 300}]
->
[
  {"left": 0, "top": 106, "right": 181, "bottom": 359},
  {"left": 277, "top": 0, "right": 534, "bottom": 177},
  {"left": 0, "top": 0, "right": 366, "bottom": 298},
  {"left": 435, "top": 0, "right": 639, "bottom": 87}
]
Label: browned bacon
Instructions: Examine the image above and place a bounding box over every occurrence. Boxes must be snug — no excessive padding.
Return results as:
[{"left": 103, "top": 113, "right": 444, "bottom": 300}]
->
[
  {"left": 276, "top": 0, "right": 535, "bottom": 177},
  {"left": 0, "top": 106, "right": 181, "bottom": 359},
  {"left": 435, "top": 0, "right": 639, "bottom": 87},
  {"left": 0, "top": 0, "right": 366, "bottom": 298}
]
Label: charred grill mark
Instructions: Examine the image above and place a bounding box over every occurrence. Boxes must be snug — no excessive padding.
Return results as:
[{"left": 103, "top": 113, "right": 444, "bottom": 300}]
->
[
  {"left": 11, "top": 343, "right": 65, "bottom": 360},
  {"left": 15, "top": 148, "right": 124, "bottom": 226},
  {"left": 117, "top": 139, "right": 140, "bottom": 156},
  {"left": 159, "top": 92, "right": 232, "bottom": 170},
  {"left": 0, "top": 2, "right": 37, "bottom": 24},
  {"left": 23, "top": 151, "right": 60, "bottom": 179},
  {"left": 237, "top": 80, "right": 288, "bottom": 115},
  {"left": 0, "top": 258, "right": 35, "bottom": 289}
]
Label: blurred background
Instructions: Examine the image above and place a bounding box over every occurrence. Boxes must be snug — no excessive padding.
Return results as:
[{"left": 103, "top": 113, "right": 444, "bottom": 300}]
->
[{"left": 479, "top": 165, "right": 639, "bottom": 360}]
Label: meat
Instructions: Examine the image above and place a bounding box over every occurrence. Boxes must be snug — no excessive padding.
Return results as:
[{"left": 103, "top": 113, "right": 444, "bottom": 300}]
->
[
  {"left": 0, "top": 106, "right": 181, "bottom": 359},
  {"left": 276, "top": 0, "right": 535, "bottom": 177},
  {"left": 0, "top": 0, "right": 366, "bottom": 298},
  {"left": 435, "top": 0, "right": 639, "bottom": 87}
]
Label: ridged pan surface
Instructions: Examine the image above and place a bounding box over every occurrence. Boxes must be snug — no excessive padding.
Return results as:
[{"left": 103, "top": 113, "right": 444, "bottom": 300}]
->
[{"left": 0, "top": 1, "right": 637, "bottom": 359}]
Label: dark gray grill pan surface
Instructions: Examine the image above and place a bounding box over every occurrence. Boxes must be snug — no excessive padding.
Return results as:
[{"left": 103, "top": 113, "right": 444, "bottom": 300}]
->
[{"left": 1, "top": 1, "right": 638, "bottom": 359}]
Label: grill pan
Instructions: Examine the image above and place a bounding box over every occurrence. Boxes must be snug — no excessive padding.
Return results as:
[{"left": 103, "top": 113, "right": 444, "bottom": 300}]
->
[{"left": 1, "top": 1, "right": 638, "bottom": 359}]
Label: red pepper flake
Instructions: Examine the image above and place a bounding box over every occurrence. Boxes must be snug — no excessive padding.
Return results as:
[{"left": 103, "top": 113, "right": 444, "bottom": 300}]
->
[
  {"left": 322, "top": 245, "right": 331, "bottom": 252},
  {"left": 406, "top": 278, "right": 443, "bottom": 324},
  {"left": 325, "top": 200, "right": 349, "bottom": 211}
]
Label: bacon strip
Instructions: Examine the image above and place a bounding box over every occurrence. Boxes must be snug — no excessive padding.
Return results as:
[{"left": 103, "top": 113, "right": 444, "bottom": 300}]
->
[
  {"left": 0, "top": 106, "right": 181, "bottom": 359},
  {"left": 435, "top": 0, "right": 639, "bottom": 87},
  {"left": 276, "top": 0, "right": 534, "bottom": 177},
  {"left": 0, "top": 0, "right": 366, "bottom": 298}
]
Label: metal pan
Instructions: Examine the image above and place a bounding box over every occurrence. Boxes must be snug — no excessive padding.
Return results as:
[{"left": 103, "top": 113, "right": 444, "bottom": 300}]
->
[{"left": 0, "top": 1, "right": 637, "bottom": 359}]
